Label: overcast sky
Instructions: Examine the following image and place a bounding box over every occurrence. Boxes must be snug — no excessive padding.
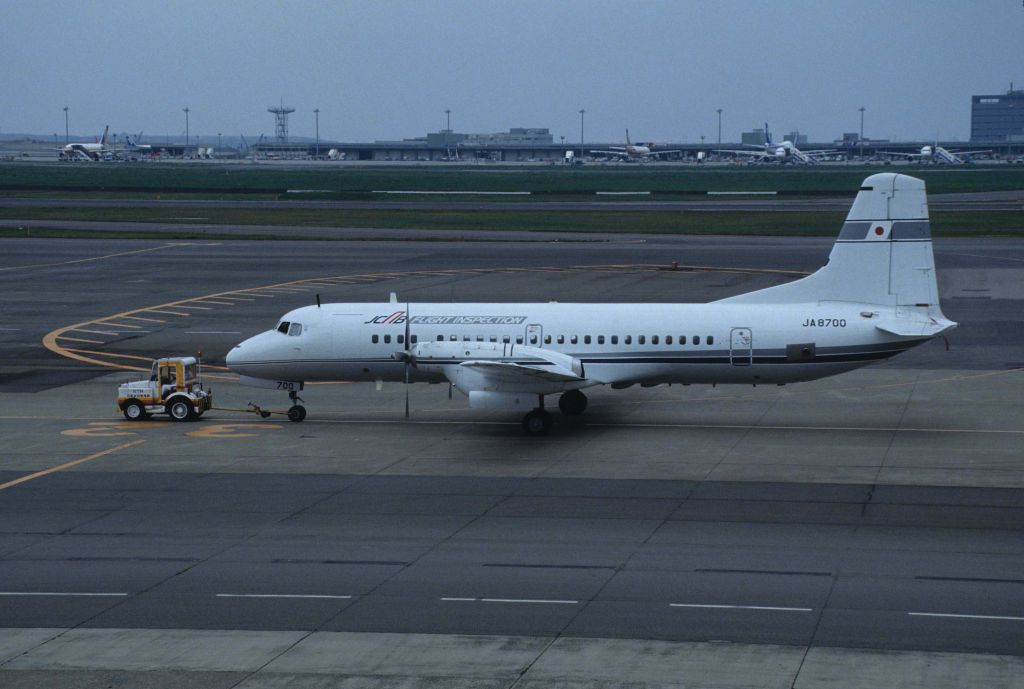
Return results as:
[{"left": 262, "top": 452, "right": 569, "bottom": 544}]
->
[{"left": 3, "top": 0, "right": 1021, "bottom": 143}]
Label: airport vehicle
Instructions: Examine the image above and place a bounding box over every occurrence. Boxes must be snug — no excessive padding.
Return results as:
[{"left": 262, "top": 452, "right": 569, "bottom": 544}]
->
[
  {"left": 227, "top": 173, "right": 956, "bottom": 435},
  {"left": 591, "top": 129, "right": 682, "bottom": 161},
  {"left": 881, "top": 144, "right": 991, "bottom": 164},
  {"left": 58, "top": 125, "right": 112, "bottom": 161},
  {"left": 117, "top": 356, "right": 212, "bottom": 421},
  {"left": 716, "top": 123, "right": 835, "bottom": 164}
]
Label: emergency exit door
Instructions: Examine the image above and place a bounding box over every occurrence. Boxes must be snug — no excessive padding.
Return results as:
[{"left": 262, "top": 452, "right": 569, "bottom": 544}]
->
[{"left": 730, "top": 327, "right": 752, "bottom": 366}]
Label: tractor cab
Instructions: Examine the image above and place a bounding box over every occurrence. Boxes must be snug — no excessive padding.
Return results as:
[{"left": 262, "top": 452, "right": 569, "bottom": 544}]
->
[{"left": 117, "top": 356, "right": 212, "bottom": 421}]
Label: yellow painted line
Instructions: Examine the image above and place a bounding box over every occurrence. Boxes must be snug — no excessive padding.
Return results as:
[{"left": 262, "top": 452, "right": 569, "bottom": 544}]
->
[
  {"left": 234, "top": 292, "right": 278, "bottom": 298},
  {"left": 0, "top": 439, "right": 147, "bottom": 491},
  {"left": 0, "top": 244, "right": 191, "bottom": 273},
  {"left": 65, "top": 348, "right": 156, "bottom": 363},
  {"left": 191, "top": 300, "right": 236, "bottom": 306},
  {"left": 69, "top": 328, "right": 120, "bottom": 336},
  {"left": 213, "top": 295, "right": 256, "bottom": 301},
  {"left": 119, "top": 315, "right": 166, "bottom": 323},
  {"left": 57, "top": 336, "right": 104, "bottom": 345},
  {"left": 95, "top": 322, "right": 144, "bottom": 329},
  {"left": 180, "top": 303, "right": 213, "bottom": 310},
  {"left": 143, "top": 309, "right": 190, "bottom": 316}
]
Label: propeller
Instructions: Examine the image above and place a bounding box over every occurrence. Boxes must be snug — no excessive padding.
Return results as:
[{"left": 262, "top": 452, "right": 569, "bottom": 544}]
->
[{"left": 403, "top": 303, "right": 411, "bottom": 418}]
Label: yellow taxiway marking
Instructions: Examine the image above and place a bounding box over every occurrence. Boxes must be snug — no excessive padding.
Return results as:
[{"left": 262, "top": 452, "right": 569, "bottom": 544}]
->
[
  {"left": 181, "top": 303, "right": 213, "bottom": 310},
  {"left": 187, "top": 423, "right": 282, "bottom": 438},
  {"left": 211, "top": 295, "right": 256, "bottom": 301},
  {"left": 0, "top": 244, "right": 193, "bottom": 273},
  {"left": 0, "top": 439, "right": 146, "bottom": 491},
  {"left": 69, "top": 328, "right": 120, "bottom": 336},
  {"left": 119, "top": 315, "right": 166, "bottom": 323},
  {"left": 191, "top": 300, "right": 236, "bottom": 306},
  {"left": 57, "top": 336, "right": 104, "bottom": 345},
  {"left": 143, "top": 309, "right": 190, "bottom": 316}
]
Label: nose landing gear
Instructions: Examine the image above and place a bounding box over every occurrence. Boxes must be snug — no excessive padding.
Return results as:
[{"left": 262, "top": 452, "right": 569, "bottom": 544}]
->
[{"left": 287, "top": 390, "right": 307, "bottom": 422}]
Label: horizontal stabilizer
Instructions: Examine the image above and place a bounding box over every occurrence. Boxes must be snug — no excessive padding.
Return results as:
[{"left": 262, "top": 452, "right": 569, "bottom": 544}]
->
[{"left": 875, "top": 317, "right": 957, "bottom": 338}]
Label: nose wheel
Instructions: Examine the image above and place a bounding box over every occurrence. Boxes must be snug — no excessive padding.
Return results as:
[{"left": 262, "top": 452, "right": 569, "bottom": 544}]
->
[{"left": 287, "top": 390, "right": 306, "bottom": 423}]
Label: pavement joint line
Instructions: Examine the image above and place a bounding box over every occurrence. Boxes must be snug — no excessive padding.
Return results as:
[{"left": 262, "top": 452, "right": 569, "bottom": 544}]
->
[
  {"left": 670, "top": 603, "right": 813, "bottom": 612},
  {"left": 0, "top": 438, "right": 147, "bottom": 491},
  {"left": 0, "top": 242, "right": 189, "bottom": 273},
  {"left": 215, "top": 593, "right": 354, "bottom": 600},
  {"left": 908, "top": 612, "right": 1024, "bottom": 622}
]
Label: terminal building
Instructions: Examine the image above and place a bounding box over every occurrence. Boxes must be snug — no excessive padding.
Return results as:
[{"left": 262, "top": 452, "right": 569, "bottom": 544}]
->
[{"left": 971, "top": 87, "right": 1024, "bottom": 142}]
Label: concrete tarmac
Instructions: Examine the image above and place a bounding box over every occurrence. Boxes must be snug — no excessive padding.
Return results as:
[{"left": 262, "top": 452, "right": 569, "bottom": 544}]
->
[{"left": 0, "top": 234, "right": 1022, "bottom": 687}]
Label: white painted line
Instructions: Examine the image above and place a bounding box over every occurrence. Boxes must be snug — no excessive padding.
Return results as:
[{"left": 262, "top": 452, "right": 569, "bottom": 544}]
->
[
  {"left": 596, "top": 191, "right": 651, "bottom": 196},
  {"left": 0, "top": 327, "right": 21, "bottom": 331},
  {"left": 185, "top": 331, "right": 242, "bottom": 335},
  {"left": 670, "top": 603, "right": 812, "bottom": 612},
  {"left": 481, "top": 598, "right": 579, "bottom": 605},
  {"left": 372, "top": 190, "right": 532, "bottom": 195},
  {"left": 707, "top": 191, "right": 778, "bottom": 195},
  {"left": 215, "top": 593, "right": 353, "bottom": 600},
  {"left": 908, "top": 612, "right": 1024, "bottom": 622},
  {"left": 440, "top": 597, "right": 478, "bottom": 602},
  {"left": 0, "top": 591, "right": 128, "bottom": 597}
]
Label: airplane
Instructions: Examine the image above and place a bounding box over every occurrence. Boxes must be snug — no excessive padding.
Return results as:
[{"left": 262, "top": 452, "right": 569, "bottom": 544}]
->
[
  {"left": 227, "top": 173, "right": 956, "bottom": 435},
  {"left": 880, "top": 144, "right": 991, "bottom": 164},
  {"left": 125, "top": 133, "right": 152, "bottom": 153},
  {"left": 716, "top": 123, "right": 835, "bottom": 164},
  {"left": 58, "top": 125, "right": 112, "bottom": 161},
  {"left": 590, "top": 129, "right": 682, "bottom": 161}
]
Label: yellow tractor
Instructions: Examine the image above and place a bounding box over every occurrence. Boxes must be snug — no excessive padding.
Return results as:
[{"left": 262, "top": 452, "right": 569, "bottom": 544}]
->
[{"left": 117, "top": 356, "right": 212, "bottom": 421}]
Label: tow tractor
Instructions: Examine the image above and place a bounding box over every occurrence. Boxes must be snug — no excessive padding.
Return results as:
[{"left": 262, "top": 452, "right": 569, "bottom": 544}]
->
[{"left": 117, "top": 356, "right": 212, "bottom": 421}]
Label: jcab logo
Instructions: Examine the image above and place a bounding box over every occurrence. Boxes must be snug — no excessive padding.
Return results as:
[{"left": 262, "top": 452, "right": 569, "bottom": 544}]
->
[
  {"left": 363, "top": 313, "right": 530, "bottom": 325},
  {"left": 364, "top": 311, "right": 407, "bottom": 325}
]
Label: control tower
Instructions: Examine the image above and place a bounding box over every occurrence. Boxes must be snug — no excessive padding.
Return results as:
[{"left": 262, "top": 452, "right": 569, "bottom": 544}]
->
[{"left": 268, "top": 102, "right": 296, "bottom": 143}]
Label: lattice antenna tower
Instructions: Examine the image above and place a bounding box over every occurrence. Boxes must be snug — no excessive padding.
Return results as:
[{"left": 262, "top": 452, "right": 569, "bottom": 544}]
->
[{"left": 268, "top": 100, "right": 296, "bottom": 143}]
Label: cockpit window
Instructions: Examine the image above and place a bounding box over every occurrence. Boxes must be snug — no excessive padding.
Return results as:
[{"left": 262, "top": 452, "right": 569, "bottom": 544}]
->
[
  {"left": 288, "top": 323, "right": 302, "bottom": 337},
  {"left": 277, "top": 321, "right": 290, "bottom": 334}
]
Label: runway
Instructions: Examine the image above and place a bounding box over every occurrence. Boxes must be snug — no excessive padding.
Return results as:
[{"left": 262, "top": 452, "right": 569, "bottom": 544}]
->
[{"left": 1, "top": 234, "right": 1022, "bottom": 687}]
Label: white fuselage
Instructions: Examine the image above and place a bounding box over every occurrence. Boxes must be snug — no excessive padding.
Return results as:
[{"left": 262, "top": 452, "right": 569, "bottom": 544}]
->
[{"left": 226, "top": 299, "right": 923, "bottom": 389}]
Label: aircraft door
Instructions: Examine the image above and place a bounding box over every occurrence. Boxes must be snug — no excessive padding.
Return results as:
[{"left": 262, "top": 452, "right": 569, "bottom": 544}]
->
[
  {"left": 526, "top": 324, "right": 543, "bottom": 347},
  {"left": 730, "top": 327, "right": 752, "bottom": 366}
]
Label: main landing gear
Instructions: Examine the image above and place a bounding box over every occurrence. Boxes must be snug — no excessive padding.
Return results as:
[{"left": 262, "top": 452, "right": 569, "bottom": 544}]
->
[
  {"left": 521, "top": 390, "right": 589, "bottom": 436},
  {"left": 287, "top": 390, "right": 307, "bottom": 423}
]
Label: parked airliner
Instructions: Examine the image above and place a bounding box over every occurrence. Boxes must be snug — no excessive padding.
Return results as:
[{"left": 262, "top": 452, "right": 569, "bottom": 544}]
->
[
  {"left": 881, "top": 144, "right": 991, "bottom": 164},
  {"left": 58, "top": 125, "right": 111, "bottom": 161},
  {"left": 716, "top": 123, "right": 835, "bottom": 164},
  {"left": 591, "top": 129, "right": 682, "bottom": 161},
  {"left": 227, "top": 173, "right": 956, "bottom": 435}
]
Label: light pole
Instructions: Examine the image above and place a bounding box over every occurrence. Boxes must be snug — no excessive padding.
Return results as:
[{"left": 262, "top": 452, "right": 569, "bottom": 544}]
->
[
  {"left": 183, "top": 107, "right": 190, "bottom": 146},
  {"left": 716, "top": 108, "right": 723, "bottom": 148},
  {"left": 579, "top": 109, "right": 585, "bottom": 160},
  {"left": 314, "top": 109, "right": 320, "bottom": 159},
  {"left": 63, "top": 106, "right": 69, "bottom": 144},
  {"left": 858, "top": 106, "right": 865, "bottom": 158},
  {"left": 217, "top": 132, "right": 222, "bottom": 150}
]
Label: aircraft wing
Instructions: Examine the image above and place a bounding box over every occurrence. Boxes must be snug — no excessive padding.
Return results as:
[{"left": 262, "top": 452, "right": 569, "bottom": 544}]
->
[
  {"left": 715, "top": 149, "right": 769, "bottom": 158},
  {"left": 458, "top": 360, "right": 585, "bottom": 384},
  {"left": 880, "top": 151, "right": 921, "bottom": 158}
]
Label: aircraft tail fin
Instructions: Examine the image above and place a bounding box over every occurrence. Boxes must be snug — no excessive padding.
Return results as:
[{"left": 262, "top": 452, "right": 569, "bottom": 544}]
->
[
  {"left": 764, "top": 122, "right": 771, "bottom": 146},
  {"left": 625, "top": 128, "right": 631, "bottom": 146},
  {"left": 100, "top": 125, "right": 109, "bottom": 146},
  {"left": 717, "top": 173, "right": 954, "bottom": 332}
]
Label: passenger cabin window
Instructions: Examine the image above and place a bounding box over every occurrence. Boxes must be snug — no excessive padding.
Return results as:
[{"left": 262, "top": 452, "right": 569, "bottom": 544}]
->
[
  {"left": 624, "top": 335, "right": 632, "bottom": 345},
  {"left": 476, "top": 335, "right": 484, "bottom": 342},
  {"left": 707, "top": 335, "right": 714, "bottom": 345},
  {"left": 502, "top": 335, "right": 510, "bottom": 343},
  {"left": 598, "top": 335, "right": 605, "bottom": 345},
  {"left": 693, "top": 336, "right": 700, "bottom": 345},
  {"left": 277, "top": 321, "right": 290, "bottom": 334},
  {"left": 372, "top": 334, "right": 379, "bottom": 344},
  {"left": 557, "top": 335, "right": 565, "bottom": 344},
  {"left": 287, "top": 323, "right": 302, "bottom": 336},
  {"left": 651, "top": 335, "right": 659, "bottom": 345},
  {"left": 384, "top": 334, "right": 391, "bottom": 344},
  {"left": 611, "top": 335, "right": 618, "bottom": 345},
  {"left": 397, "top": 334, "right": 404, "bottom": 345},
  {"left": 437, "top": 335, "right": 444, "bottom": 342},
  {"left": 450, "top": 335, "right": 457, "bottom": 341},
  {"left": 530, "top": 335, "right": 538, "bottom": 344},
  {"left": 544, "top": 335, "right": 552, "bottom": 344},
  {"left": 490, "top": 336, "right": 497, "bottom": 342},
  {"left": 516, "top": 336, "right": 524, "bottom": 344},
  {"left": 584, "top": 335, "right": 592, "bottom": 345},
  {"left": 666, "top": 336, "right": 673, "bottom": 345},
  {"left": 638, "top": 335, "right": 646, "bottom": 345},
  {"left": 411, "top": 334, "right": 418, "bottom": 344}
]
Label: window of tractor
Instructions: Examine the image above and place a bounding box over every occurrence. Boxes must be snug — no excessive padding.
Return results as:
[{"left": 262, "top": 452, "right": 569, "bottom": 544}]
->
[
  {"left": 287, "top": 323, "right": 302, "bottom": 336},
  {"left": 277, "top": 321, "right": 290, "bottom": 334}
]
